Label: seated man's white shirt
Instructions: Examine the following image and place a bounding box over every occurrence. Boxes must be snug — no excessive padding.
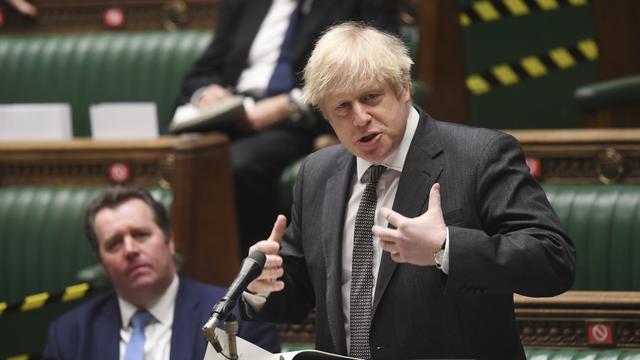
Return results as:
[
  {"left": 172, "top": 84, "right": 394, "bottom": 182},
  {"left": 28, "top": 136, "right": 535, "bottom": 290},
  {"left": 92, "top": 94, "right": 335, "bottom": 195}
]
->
[
  {"left": 235, "top": 0, "right": 297, "bottom": 97},
  {"left": 118, "top": 275, "right": 179, "bottom": 360}
]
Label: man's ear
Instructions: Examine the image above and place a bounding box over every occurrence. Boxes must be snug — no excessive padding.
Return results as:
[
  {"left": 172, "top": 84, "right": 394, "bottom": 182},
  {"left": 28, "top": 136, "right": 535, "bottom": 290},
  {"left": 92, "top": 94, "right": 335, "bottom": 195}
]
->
[
  {"left": 168, "top": 232, "right": 176, "bottom": 255},
  {"left": 401, "top": 80, "right": 412, "bottom": 102}
]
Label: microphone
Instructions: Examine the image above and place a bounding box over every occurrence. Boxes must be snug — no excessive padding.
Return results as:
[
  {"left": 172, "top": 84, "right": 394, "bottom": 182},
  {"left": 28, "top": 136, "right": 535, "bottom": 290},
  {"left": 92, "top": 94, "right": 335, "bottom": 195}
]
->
[{"left": 202, "top": 251, "right": 267, "bottom": 349}]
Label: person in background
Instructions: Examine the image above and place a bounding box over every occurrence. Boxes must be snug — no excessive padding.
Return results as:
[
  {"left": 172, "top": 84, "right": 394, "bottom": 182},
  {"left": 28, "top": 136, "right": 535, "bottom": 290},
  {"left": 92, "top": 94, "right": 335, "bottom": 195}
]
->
[
  {"left": 43, "top": 186, "right": 280, "bottom": 359},
  {"left": 243, "top": 22, "right": 576, "bottom": 360},
  {"left": 175, "top": 0, "right": 399, "bottom": 257},
  {"left": 4, "top": 0, "right": 37, "bottom": 17}
]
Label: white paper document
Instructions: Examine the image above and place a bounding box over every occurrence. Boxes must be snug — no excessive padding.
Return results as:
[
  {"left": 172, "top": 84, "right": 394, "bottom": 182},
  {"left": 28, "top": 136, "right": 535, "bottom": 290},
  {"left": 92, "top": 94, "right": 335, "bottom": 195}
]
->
[
  {"left": 0, "top": 103, "right": 72, "bottom": 141},
  {"left": 169, "top": 96, "right": 245, "bottom": 134},
  {"left": 90, "top": 102, "right": 158, "bottom": 140},
  {"left": 204, "top": 328, "right": 358, "bottom": 360}
]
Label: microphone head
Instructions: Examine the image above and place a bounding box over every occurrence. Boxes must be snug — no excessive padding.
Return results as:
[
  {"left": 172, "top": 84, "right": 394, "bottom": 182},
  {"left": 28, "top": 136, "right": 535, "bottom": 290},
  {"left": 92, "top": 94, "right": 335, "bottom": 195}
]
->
[{"left": 247, "top": 251, "right": 267, "bottom": 268}]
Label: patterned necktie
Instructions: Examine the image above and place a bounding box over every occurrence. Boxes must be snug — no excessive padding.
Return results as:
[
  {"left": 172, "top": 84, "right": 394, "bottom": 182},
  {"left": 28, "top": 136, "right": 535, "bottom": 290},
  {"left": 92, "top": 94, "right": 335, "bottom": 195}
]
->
[
  {"left": 350, "top": 165, "right": 386, "bottom": 359},
  {"left": 124, "top": 310, "right": 153, "bottom": 360}
]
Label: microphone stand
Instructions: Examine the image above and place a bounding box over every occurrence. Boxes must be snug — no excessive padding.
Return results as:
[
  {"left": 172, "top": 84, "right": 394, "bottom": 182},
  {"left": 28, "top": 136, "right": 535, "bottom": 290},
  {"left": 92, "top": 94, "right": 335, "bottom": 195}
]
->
[
  {"left": 202, "top": 312, "right": 239, "bottom": 359},
  {"left": 224, "top": 313, "right": 239, "bottom": 360}
]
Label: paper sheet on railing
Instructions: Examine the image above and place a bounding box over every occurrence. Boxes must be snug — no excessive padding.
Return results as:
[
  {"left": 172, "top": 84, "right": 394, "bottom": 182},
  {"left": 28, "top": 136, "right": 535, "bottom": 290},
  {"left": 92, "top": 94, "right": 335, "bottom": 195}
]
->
[{"left": 203, "top": 328, "right": 359, "bottom": 360}]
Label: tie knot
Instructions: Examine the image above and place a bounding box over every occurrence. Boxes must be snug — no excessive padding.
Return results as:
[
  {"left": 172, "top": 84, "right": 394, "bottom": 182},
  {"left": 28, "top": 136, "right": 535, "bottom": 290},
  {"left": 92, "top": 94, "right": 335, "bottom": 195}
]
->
[
  {"left": 130, "top": 310, "right": 153, "bottom": 330},
  {"left": 363, "top": 165, "right": 386, "bottom": 185}
]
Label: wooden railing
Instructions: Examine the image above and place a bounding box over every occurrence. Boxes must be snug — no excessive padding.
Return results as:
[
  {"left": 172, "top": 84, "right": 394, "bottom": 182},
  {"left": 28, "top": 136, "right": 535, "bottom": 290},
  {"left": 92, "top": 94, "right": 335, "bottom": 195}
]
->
[{"left": 0, "top": 133, "right": 240, "bottom": 286}]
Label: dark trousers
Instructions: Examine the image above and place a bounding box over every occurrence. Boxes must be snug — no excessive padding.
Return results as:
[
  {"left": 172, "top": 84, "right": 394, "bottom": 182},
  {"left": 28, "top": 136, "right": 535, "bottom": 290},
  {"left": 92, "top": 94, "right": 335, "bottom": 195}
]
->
[{"left": 230, "top": 125, "right": 313, "bottom": 257}]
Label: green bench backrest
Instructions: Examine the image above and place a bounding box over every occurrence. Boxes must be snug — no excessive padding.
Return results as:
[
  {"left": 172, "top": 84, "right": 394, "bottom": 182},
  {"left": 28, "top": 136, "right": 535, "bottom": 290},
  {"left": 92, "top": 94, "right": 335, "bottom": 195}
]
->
[
  {"left": 526, "top": 348, "right": 640, "bottom": 360},
  {"left": 543, "top": 184, "right": 640, "bottom": 291},
  {"left": 0, "top": 31, "right": 212, "bottom": 136},
  {"left": 0, "top": 186, "right": 172, "bottom": 301}
]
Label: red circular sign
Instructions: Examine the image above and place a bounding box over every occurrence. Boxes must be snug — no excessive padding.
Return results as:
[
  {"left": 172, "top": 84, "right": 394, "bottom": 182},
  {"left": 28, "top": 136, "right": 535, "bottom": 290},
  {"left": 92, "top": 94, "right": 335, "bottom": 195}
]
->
[
  {"left": 108, "top": 162, "right": 131, "bottom": 183},
  {"left": 103, "top": 7, "right": 125, "bottom": 29},
  {"left": 591, "top": 324, "right": 609, "bottom": 343}
]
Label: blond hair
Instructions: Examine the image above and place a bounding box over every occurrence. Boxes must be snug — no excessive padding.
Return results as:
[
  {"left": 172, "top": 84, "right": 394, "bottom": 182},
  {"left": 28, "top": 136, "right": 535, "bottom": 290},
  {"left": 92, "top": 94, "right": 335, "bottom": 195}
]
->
[{"left": 302, "top": 22, "right": 413, "bottom": 107}]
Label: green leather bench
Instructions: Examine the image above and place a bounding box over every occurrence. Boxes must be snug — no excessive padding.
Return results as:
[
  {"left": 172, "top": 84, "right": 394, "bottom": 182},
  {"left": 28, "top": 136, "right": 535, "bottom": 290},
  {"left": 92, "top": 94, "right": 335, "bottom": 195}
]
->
[
  {"left": 0, "top": 31, "right": 211, "bottom": 136},
  {"left": 0, "top": 29, "right": 427, "bottom": 137},
  {"left": 526, "top": 348, "right": 640, "bottom": 360},
  {"left": 544, "top": 184, "right": 640, "bottom": 291}
]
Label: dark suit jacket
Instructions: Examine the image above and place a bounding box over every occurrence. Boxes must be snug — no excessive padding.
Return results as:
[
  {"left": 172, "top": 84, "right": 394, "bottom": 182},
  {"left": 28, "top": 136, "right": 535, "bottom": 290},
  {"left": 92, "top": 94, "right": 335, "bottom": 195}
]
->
[
  {"left": 249, "top": 108, "right": 576, "bottom": 360},
  {"left": 178, "top": 0, "right": 398, "bottom": 104},
  {"left": 43, "top": 277, "right": 280, "bottom": 360}
]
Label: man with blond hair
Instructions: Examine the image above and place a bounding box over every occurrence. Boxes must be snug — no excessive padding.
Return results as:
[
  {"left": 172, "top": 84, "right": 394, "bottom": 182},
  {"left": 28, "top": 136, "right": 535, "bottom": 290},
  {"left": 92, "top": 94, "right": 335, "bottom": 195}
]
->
[{"left": 243, "top": 22, "right": 576, "bottom": 360}]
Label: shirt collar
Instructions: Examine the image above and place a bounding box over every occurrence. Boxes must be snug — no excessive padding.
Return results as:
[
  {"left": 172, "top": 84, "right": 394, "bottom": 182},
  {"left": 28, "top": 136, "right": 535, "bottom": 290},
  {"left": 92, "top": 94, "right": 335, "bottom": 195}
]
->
[
  {"left": 356, "top": 106, "right": 419, "bottom": 181},
  {"left": 118, "top": 275, "right": 179, "bottom": 328}
]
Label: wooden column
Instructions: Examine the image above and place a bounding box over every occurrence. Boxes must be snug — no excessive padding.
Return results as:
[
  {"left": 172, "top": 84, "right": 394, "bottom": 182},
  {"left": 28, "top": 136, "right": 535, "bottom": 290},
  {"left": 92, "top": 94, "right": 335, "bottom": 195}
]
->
[
  {"left": 416, "top": 0, "right": 468, "bottom": 124},
  {"left": 171, "top": 134, "right": 240, "bottom": 286},
  {"left": 584, "top": 0, "right": 640, "bottom": 127}
]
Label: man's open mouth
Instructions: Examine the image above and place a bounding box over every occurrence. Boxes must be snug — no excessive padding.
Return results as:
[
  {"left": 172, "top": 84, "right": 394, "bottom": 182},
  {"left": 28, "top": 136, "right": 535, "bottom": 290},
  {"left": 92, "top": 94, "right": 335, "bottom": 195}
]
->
[{"left": 360, "top": 133, "right": 379, "bottom": 143}]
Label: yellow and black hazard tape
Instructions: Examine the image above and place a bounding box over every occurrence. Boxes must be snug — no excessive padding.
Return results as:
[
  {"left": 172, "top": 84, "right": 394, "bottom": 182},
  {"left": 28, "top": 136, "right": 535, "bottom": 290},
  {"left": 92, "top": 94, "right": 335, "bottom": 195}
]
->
[
  {"left": 1, "top": 283, "right": 101, "bottom": 360},
  {"left": 0, "top": 282, "right": 95, "bottom": 316},
  {"left": 466, "top": 38, "right": 597, "bottom": 95},
  {"left": 5, "top": 354, "right": 41, "bottom": 360},
  {"left": 460, "top": 0, "right": 590, "bottom": 27}
]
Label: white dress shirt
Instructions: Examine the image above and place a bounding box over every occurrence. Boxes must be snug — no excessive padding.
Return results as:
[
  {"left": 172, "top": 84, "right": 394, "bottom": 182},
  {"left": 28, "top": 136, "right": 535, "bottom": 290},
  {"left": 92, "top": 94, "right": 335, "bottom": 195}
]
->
[
  {"left": 235, "top": 0, "right": 297, "bottom": 97},
  {"left": 118, "top": 275, "right": 179, "bottom": 360}
]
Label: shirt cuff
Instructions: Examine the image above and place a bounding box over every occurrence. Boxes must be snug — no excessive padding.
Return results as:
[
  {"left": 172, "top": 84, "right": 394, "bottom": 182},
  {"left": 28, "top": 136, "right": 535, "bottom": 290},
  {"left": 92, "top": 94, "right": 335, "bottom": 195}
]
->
[
  {"left": 441, "top": 227, "right": 450, "bottom": 274},
  {"left": 242, "top": 291, "right": 269, "bottom": 314}
]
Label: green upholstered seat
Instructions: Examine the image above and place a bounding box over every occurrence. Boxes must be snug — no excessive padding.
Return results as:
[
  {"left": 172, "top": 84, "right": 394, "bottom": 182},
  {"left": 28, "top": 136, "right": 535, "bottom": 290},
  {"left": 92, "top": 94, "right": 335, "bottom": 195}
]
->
[
  {"left": 0, "top": 31, "right": 211, "bottom": 136},
  {"left": 526, "top": 348, "right": 640, "bottom": 360},
  {"left": 543, "top": 184, "right": 640, "bottom": 291}
]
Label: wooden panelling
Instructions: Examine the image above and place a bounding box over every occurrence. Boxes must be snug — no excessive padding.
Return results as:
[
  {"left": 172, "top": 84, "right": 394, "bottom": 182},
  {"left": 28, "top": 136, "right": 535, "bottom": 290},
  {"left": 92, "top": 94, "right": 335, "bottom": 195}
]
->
[
  {"left": 0, "top": 134, "right": 240, "bottom": 286},
  {"left": 0, "top": 0, "right": 220, "bottom": 33}
]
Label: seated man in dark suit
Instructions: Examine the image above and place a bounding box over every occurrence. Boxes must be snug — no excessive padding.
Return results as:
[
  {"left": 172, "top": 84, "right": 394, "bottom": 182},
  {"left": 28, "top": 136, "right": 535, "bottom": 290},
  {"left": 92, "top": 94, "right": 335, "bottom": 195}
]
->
[
  {"left": 175, "top": 0, "right": 399, "bottom": 257},
  {"left": 243, "top": 23, "right": 576, "bottom": 360},
  {"left": 43, "top": 186, "right": 279, "bottom": 360}
]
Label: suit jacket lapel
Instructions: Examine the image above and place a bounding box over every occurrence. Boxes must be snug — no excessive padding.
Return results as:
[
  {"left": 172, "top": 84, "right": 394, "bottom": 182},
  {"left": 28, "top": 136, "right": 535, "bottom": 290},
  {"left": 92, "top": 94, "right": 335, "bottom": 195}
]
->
[
  {"left": 170, "top": 279, "right": 201, "bottom": 360},
  {"left": 321, "top": 150, "right": 354, "bottom": 355},
  {"left": 372, "top": 110, "right": 444, "bottom": 314}
]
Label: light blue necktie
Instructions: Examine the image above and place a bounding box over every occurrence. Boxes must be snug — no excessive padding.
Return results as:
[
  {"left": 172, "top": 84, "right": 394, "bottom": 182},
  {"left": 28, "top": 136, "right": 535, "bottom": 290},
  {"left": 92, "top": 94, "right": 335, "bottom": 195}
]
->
[{"left": 124, "top": 310, "right": 153, "bottom": 360}]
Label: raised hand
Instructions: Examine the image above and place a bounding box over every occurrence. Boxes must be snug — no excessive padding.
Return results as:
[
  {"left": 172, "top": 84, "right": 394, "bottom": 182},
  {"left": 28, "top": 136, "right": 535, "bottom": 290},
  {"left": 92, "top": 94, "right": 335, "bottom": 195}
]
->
[
  {"left": 246, "top": 214, "right": 287, "bottom": 293},
  {"left": 373, "top": 183, "right": 447, "bottom": 266}
]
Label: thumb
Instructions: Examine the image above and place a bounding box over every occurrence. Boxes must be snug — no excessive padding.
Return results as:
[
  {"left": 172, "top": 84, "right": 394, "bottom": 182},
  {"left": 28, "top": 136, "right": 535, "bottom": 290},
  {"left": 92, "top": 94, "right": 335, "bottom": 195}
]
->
[
  {"left": 427, "top": 183, "right": 443, "bottom": 215},
  {"left": 268, "top": 214, "right": 287, "bottom": 243}
]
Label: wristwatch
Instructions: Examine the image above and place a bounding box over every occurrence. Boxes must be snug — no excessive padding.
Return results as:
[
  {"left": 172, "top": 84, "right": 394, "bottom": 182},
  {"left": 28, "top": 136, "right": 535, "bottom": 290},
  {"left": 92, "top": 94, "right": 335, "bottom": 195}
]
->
[{"left": 433, "top": 239, "right": 447, "bottom": 270}]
